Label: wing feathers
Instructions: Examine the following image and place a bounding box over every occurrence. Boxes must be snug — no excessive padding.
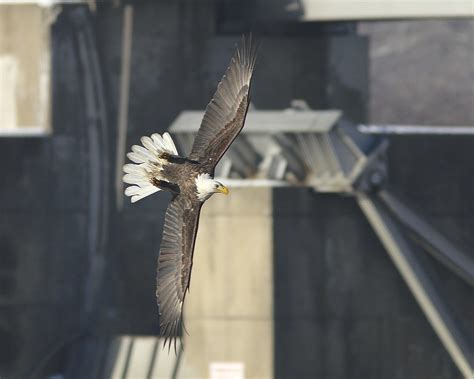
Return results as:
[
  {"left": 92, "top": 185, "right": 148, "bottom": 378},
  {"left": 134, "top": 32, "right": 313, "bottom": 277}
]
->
[
  {"left": 156, "top": 195, "right": 202, "bottom": 351},
  {"left": 189, "top": 35, "right": 257, "bottom": 168}
]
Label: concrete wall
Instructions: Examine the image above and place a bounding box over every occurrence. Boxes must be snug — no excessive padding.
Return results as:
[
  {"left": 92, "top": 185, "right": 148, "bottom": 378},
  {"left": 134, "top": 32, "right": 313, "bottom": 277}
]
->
[
  {"left": 0, "top": 5, "right": 51, "bottom": 132},
  {"left": 0, "top": 8, "right": 91, "bottom": 378},
  {"left": 272, "top": 187, "right": 472, "bottom": 379},
  {"left": 359, "top": 19, "right": 474, "bottom": 126},
  {"left": 183, "top": 188, "right": 274, "bottom": 378}
]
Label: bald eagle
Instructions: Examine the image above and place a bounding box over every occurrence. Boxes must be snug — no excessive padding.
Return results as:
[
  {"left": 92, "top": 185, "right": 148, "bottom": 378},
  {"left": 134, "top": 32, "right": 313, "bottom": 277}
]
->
[{"left": 123, "top": 36, "right": 257, "bottom": 349}]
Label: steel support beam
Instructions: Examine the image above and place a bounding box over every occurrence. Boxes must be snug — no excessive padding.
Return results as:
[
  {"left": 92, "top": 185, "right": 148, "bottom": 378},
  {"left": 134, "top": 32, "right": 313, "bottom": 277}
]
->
[
  {"left": 357, "top": 193, "right": 474, "bottom": 379},
  {"left": 379, "top": 190, "right": 474, "bottom": 286},
  {"left": 359, "top": 124, "right": 474, "bottom": 135}
]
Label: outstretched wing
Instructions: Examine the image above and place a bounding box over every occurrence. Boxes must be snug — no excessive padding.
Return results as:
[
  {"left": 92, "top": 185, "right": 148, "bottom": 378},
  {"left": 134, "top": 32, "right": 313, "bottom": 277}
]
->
[
  {"left": 189, "top": 35, "right": 257, "bottom": 171},
  {"left": 156, "top": 194, "right": 202, "bottom": 350}
]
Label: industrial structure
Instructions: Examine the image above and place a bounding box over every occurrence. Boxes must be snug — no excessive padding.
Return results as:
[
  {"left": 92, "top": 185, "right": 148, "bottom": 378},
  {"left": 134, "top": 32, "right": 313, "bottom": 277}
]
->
[{"left": 0, "top": 1, "right": 473, "bottom": 378}]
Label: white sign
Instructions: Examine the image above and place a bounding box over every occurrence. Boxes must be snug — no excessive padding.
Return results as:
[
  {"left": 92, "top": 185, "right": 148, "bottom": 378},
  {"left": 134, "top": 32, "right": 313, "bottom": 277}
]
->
[{"left": 209, "top": 362, "right": 245, "bottom": 379}]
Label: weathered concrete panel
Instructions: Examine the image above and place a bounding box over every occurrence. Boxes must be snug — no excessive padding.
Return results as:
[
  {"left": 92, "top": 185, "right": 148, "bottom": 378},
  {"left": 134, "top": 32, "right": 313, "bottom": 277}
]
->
[
  {"left": 272, "top": 188, "right": 465, "bottom": 378},
  {"left": 183, "top": 187, "right": 274, "bottom": 379},
  {"left": 51, "top": 12, "right": 86, "bottom": 136},
  {"left": 0, "top": 138, "right": 51, "bottom": 211},
  {"left": 359, "top": 20, "right": 474, "bottom": 125},
  {"left": 181, "top": 320, "right": 273, "bottom": 379},
  {"left": 116, "top": 211, "right": 163, "bottom": 335},
  {"left": 0, "top": 5, "right": 51, "bottom": 131}
]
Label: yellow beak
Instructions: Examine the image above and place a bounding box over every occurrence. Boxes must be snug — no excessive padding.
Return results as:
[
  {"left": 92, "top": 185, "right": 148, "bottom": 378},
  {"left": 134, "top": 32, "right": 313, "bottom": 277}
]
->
[{"left": 217, "top": 184, "right": 229, "bottom": 195}]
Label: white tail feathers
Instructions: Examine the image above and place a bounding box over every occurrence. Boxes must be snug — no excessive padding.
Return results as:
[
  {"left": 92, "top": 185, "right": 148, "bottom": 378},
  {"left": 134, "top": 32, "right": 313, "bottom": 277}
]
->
[{"left": 123, "top": 132, "right": 178, "bottom": 203}]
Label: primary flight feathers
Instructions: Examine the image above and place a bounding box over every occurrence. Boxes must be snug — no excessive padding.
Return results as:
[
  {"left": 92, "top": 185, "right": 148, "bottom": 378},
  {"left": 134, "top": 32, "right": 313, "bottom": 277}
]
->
[{"left": 123, "top": 35, "right": 257, "bottom": 351}]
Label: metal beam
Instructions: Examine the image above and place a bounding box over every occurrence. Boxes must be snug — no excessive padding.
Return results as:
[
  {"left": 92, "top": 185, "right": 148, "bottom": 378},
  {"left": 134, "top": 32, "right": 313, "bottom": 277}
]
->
[
  {"left": 169, "top": 108, "right": 370, "bottom": 191},
  {"left": 357, "top": 193, "right": 474, "bottom": 379},
  {"left": 170, "top": 110, "right": 342, "bottom": 134},
  {"left": 115, "top": 4, "right": 134, "bottom": 209},
  {"left": 379, "top": 190, "right": 474, "bottom": 286},
  {"left": 359, "top": 124, "right": 474, "bottom": 135},
  {"left": 294, "top": 0, "right": 474, "bottom": 20}
]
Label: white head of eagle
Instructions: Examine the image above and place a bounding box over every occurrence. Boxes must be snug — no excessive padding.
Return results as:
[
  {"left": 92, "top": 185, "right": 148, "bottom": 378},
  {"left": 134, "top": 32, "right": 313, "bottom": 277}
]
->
[
  {"left": 195, "top": 173, "right": 229, "bottom": 201},
  {"left": 122, "top": 34, "right": 257, "bottom": 351}
]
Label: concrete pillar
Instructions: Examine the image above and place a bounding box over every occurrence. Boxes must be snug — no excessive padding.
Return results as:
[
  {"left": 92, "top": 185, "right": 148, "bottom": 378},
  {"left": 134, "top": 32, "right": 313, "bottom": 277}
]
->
[
  {"left": 0, "top": 4, "right": 51, "bottom": 133},
  {"left": 181, "top": 187, "right": 274, "bottom": 379}
]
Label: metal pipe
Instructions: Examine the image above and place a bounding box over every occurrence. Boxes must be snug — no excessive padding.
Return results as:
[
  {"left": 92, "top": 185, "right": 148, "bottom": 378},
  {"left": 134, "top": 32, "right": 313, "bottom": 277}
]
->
[
  {"left": 357, "top": 193, "right": 474, "bottom": 379},
  {"left": 115, "top": 4, "right": 134, "bottom": 209}
]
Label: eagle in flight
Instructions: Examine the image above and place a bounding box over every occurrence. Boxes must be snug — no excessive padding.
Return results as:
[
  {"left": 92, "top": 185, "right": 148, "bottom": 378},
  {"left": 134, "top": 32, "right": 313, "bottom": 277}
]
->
[{"left": 123, "top": 36, "right": 257, "bottom": 349}]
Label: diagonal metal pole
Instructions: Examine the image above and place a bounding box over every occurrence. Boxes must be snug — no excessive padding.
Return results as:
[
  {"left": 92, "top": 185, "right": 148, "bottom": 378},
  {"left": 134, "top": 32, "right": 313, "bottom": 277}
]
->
[
  {"left": 357, "top": 193, "right": 474, "bottom": 379},
  {"left": 378, "top": 190, "right": 474, "bottom": 286}
]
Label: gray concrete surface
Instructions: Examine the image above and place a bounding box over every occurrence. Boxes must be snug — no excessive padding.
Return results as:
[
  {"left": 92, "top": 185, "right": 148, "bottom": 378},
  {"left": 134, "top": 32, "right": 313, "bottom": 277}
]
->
[
  {"left": 359, "top": 20, "right": 474, "bottom": 125},
  {"left": 183, "top": 187, "right": 274, "bottom": 378},
  {"left": 0, "top": 5, "right": 51, "bottom": 132}
]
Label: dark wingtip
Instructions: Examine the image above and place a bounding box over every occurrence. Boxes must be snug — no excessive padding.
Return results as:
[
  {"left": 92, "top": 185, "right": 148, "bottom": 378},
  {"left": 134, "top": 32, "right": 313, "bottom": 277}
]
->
[
  {"left": 161, "top": 334, "right": 184, "bottom": 355},
  {"left": 160, "top": 316, "right": 185, "bottom": 355}
]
